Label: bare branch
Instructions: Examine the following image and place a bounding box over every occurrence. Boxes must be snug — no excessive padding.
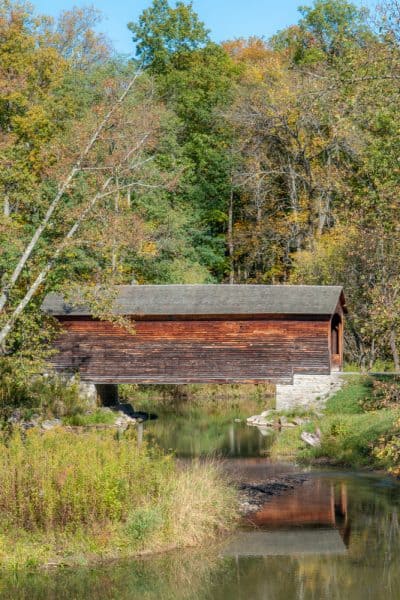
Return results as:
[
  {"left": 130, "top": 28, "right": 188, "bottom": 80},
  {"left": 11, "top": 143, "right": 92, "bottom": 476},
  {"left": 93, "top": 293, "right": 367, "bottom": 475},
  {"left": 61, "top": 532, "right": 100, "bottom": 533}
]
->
[{"left": 0, "top": 69, "right": 142, "bottom": 313}]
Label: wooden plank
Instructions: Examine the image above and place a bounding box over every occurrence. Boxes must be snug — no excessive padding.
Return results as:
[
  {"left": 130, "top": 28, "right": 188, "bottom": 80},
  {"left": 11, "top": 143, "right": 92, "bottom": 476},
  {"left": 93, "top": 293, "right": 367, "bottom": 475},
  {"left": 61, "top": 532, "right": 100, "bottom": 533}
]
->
[{"left": 50, "top": 317, "right": 331, "bottom": 384}]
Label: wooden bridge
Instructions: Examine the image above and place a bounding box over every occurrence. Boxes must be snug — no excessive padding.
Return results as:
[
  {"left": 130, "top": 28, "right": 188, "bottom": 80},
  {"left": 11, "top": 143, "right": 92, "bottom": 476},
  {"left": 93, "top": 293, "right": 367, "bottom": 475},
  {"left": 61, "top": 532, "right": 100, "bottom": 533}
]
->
[{"left": 42, "top": 285, "right": 346, "bottom": 403}]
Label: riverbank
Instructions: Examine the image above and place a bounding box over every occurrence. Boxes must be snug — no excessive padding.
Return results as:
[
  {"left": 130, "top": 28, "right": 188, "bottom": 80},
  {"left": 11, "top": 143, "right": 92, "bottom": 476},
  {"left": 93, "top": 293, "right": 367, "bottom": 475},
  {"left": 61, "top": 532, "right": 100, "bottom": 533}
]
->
[
  {"left": 268, "top": 375, "right": 400, "bottom": 476},
  {"left": 0, "top": 429, "right": 237, "bottom": 570}
]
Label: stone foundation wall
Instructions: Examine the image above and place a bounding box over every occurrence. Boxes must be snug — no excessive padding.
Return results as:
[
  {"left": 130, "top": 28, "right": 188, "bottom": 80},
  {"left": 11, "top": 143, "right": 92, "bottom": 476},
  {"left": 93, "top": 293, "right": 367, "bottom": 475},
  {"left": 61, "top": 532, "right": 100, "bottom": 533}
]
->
[{"left": 276, "top": 373, "right": 344, "bottom": 412}]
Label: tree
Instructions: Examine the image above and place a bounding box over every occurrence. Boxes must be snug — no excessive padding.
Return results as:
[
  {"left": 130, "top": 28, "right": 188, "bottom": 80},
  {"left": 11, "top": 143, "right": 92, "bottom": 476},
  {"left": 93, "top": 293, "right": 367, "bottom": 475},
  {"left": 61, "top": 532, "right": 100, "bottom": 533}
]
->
[
  {"left": 129, "top": 0, "right": 240, "bottom": 281},
  {"left": 0, "top": 2, "right": 185, "bottom": 352},
  {"left": 224, "top": 37, "right": 354, "bottom": 282},
  {"left": 128, "top": 0, "right": 209, "bottom": 72},
  {"left": 271, "top": 0, "right": 372, "bottom": 63}
]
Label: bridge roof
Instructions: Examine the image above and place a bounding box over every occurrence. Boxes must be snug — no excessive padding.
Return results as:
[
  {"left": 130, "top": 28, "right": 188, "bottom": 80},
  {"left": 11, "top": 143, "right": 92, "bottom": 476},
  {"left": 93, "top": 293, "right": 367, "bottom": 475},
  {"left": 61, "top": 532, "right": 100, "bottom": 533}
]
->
[{"left": 42, "top": 285, "right": 346, "bottom": 318}]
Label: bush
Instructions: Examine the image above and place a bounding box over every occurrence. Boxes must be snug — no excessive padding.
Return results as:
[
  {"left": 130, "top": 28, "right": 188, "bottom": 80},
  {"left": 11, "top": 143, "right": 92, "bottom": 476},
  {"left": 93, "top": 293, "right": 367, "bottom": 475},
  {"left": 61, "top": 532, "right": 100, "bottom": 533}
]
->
[
  {"left": 361, "top": 378, "right": 400, "bottom": 412},
  {"left": 314, "top": 411, "right": 399, "bottom": 467},
  {"left": 127, "top": 507, "right": 163, "bottom": 542},
  {"left": 0, "top": 357, "right": 84, "bottom": 420},
  {"left": 373, "top": 418, "right": 400, "bottom": 476}
]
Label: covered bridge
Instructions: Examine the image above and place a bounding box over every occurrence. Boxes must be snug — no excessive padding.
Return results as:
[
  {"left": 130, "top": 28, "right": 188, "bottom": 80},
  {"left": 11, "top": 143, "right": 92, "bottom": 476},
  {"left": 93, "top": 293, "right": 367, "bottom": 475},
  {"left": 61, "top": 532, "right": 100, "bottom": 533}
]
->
[{"left": 42, "top": 285, "right": 346, "bottom": 407}]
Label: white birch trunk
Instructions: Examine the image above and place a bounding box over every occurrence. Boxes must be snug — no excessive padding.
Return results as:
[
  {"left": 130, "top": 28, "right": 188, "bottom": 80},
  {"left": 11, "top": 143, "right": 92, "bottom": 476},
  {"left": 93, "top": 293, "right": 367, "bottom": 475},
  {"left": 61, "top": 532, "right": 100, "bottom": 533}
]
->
[
  {"left": 0, "top": 71, "right": 141, "bottom": 313},
  {"left": 0, "top": 175, "right": 113, "bottom": 349}
]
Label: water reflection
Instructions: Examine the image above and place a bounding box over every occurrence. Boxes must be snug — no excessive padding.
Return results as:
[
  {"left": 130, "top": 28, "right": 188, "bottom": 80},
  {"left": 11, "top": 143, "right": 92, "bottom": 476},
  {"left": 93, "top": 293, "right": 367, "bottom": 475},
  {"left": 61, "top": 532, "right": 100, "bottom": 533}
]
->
[
  {"left": 3, "top": 409, "right": 400, "bottom": 600},
  {"left": 222, "top": 529, "right": 347, "bottom": 557},
  {"left": 247, "top": 478, "right": 348, "bottom": 529},
  {"left": 144, "top": 416, "right": 274, "bottom": 458},
  {"left": 224, "top": 478, "right": 350, "bottom": 559},
  {"left": 4, "top": 472, "right": 400, "bottom": 600}
]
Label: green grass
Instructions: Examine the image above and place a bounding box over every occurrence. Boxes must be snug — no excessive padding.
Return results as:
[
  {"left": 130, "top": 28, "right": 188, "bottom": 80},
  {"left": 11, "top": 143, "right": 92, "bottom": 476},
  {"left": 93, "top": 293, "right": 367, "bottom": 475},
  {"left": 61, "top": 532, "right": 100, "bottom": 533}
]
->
[
  {"left": 324, "top": 376, "right": 371, "bottom": 415},
  {"left": 343, "top": 360, "right": 396, "bottom": 373},
  {"left": 268, "top": 427, "right": 306, "bottom": 459},
  {"left": 269, "top": 376, "right": 400, "bottom": 471},
  {"left": 63, "top": 409, "right": 117, "bottom": 426},
  {"left": 312, "top": 410, "right": 399, "bottom": 468},
  {"left": 0, "top": 429, "right": 237, "bottom": 569}
]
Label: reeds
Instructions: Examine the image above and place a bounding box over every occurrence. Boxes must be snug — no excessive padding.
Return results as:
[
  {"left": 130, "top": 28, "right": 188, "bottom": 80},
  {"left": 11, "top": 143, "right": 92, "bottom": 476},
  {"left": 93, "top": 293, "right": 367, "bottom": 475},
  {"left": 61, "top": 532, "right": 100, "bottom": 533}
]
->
[{"left": 0, "top": 429, "right": 237, "bottom": 567}]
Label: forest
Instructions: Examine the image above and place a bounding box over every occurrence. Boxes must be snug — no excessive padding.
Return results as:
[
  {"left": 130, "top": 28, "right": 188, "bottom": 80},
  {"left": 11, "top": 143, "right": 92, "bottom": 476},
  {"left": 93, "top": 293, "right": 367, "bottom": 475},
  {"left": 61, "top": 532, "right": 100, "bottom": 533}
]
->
[{"left": 0, "top": 0, "right": 400, "bottom": 375}]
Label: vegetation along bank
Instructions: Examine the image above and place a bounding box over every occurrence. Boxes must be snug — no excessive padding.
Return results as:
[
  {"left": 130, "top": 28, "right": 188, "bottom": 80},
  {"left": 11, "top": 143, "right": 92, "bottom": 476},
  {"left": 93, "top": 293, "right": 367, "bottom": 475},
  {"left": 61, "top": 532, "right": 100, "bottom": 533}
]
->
[
  {"left": 268, "top": 375, "right": 400, "bottom": 476},
  {"left": 0, "top": 426, "right": 237, "bottom": 569}
]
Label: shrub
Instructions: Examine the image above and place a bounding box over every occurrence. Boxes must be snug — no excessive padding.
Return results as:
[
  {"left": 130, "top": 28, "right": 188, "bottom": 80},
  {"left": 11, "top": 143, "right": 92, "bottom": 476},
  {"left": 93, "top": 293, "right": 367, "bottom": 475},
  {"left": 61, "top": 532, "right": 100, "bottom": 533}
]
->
[
  {"left": 0, "top": 430, "right": 237, "bottom": 567},
  {"left": 0, "top": 429, "right": 172, "bottom": 531},
  {"left": 361, "top": 378, "right": 400, "bottom": 412},
  {"left": 0, "top": 357, "right": 84, "bottom": 420},
  {"left": 126, "top": 507, "right": 163, "bottom": 542},
  {"left": 315, "top": 411, "right": 399, "bottom": 467},
  {"left": 373, "top": 418, "right": 400, "bottom": 477}
]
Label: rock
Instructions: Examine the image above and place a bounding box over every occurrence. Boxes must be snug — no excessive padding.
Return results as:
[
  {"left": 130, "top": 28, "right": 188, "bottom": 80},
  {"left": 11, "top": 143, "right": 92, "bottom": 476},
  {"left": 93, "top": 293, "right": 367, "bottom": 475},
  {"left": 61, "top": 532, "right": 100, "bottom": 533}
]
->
[
  {"left": 116, "top": 403, "right": 136, "bottom": 417},
  {"left": 282, "top": 422, "right": 296, "bottom": 428},
  {"left": 41, "top": 419, "right": 62, "bottom": 431},
  {"left": 109, "top": 404, "right": 157, "bottom": 422},
  {"left": 114, "top": 412, "right": 137, "bottom": 430},
  {"left": 22, "top": 421, "right": 37, "bottom": 430},
  {"left": 301, "top": 429, "right": 321, "bottom": 448},
  {"left": 234, "top": 418, "right": 242, "bottom": 423},
  {"left": 22, "top": 414, "right": 40, "bottom": 430},
  {"left": 239, "top": 475, "right": 309, "bottom": 513},
  {"left": 247, "top": 415, "right": 274, "bottom": 427},
  {"left": 247, "top": 415, "right": 259, "bottom": 423},
  {"left": 7, "top": 409, "right": 22, "bottom": 424}
]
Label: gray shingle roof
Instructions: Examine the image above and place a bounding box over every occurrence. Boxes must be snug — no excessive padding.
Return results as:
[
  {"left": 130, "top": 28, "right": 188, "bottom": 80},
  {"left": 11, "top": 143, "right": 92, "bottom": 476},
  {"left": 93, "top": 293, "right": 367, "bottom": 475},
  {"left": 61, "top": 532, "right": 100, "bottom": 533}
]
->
[{"left": 42, "top": 285, "right": 345, "bottom": 317}]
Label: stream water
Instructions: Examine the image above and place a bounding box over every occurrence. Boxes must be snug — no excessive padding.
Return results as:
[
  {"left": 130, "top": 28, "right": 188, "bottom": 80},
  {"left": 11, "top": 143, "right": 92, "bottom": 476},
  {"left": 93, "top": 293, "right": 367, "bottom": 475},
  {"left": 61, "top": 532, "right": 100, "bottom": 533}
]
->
[{"left": 4, "top": 415, "right": 400, "bottom": 600}]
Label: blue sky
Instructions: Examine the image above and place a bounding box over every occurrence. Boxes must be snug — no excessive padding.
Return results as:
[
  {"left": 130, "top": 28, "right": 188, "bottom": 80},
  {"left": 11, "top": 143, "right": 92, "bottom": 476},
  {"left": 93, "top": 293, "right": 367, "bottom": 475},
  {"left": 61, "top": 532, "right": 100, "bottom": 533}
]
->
[{"left": 33, "top": 0, "right": 376, "bottom": 55}]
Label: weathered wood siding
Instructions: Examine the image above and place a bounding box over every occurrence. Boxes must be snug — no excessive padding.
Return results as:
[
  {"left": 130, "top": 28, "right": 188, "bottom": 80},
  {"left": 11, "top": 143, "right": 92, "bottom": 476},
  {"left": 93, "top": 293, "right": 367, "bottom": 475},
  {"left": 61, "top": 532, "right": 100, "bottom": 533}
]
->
[{"left": 52, "top": 317, "right": 331, "bottom": 384}]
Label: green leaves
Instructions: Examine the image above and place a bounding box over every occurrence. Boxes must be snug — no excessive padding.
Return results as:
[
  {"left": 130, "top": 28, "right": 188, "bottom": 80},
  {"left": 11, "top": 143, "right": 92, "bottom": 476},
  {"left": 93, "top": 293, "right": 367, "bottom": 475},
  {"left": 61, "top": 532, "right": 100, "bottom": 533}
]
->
[{"left": 128, "top": 0, "right": 210, "bottom": 73}]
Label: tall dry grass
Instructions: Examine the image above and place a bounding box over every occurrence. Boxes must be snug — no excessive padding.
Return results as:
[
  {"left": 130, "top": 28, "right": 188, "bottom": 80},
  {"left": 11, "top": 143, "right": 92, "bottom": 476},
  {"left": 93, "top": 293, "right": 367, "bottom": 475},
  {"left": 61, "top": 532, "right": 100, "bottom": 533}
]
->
[
  {"left": 0, "top": 429, "right": 173, "bottom": 531},
  {"left": 0, "top": 429, "right": 237, "bottom": 567}
]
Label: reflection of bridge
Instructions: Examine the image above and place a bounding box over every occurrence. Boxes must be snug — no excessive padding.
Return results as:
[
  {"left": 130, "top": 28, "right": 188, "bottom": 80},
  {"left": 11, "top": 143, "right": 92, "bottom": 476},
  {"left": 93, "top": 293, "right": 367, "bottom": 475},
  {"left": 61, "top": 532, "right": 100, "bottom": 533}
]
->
[
  {"left": 224, "top": 478, "right": 350, "bottom": 557},
  {"left": 42, "top": 285, "right": 346, "bottom": 408},
  {"left": 222, "top": 530, "right": 347, "bottom": 557},
  {"left": 249, "top": 478, "right": 348, "bottom": 530}
]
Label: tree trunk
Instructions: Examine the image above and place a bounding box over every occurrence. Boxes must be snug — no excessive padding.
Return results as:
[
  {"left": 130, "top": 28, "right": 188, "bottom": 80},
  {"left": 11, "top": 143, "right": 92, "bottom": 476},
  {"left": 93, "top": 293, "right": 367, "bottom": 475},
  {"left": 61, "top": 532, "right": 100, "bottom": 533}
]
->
[
  {"left": 228, "top": 188, "right": 234, "bottom": 284},
  {"left": 0, "top": 175, "right": 114, "bottom": 349},
  {"left": 3, "top": 195, "right": 10, "bottom": 217},
  {"left": 390, "top": 329, "right": 400, "bottom": 372},
  {"left": 0, "top": 70, "right": 141, "bottom": 313},
  {"left": 288, "top": 161, "right": 301, "bottom": 251}
]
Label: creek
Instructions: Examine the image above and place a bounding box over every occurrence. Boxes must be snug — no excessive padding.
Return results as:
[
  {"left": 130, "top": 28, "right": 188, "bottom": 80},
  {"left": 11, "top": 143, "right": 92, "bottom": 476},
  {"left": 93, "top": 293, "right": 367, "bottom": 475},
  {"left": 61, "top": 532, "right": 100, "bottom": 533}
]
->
[{"left": 4, "top": 413, "right": 400, "bottom": 600}]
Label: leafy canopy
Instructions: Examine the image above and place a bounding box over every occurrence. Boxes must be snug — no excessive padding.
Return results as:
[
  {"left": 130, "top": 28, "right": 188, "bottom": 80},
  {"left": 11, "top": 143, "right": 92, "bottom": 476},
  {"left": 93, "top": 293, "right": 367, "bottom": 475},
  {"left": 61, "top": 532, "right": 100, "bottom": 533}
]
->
[{"left": 128, "top": 0, "right": 210, "bottom": 72}]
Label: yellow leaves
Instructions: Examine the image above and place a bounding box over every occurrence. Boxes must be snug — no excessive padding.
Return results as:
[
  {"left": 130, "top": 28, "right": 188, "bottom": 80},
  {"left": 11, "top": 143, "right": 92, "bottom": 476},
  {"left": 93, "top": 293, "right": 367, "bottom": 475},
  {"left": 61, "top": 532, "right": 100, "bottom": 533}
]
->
[
  {"left": 223, "top": 37, "right": 288, "bottom": 88},
  {"left": 140, "top": 241, "right": 158, "bottom": 257},
  {"left": 13, "top": 104, "right": 51, "bottom": 139}
]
